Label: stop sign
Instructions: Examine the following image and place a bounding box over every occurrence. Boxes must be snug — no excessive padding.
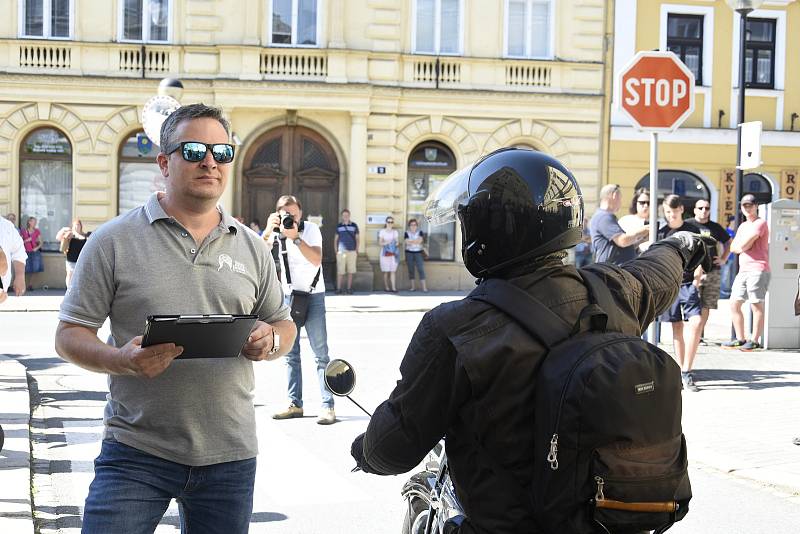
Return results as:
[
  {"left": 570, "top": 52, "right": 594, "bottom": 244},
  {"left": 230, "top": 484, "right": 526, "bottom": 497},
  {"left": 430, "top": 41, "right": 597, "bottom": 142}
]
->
[{"left": 618, "top": 51, "right": 695, "bottom": 132}]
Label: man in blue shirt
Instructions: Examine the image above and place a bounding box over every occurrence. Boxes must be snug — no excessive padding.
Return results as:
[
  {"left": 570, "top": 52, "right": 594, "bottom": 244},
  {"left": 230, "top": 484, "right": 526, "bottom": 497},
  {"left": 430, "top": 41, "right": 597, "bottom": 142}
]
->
[
  {"left": 589, "top": 184, "right": 650, "bottom": 265},
  {"left": 334, "top": 209, "right": 359, "bottom": 294}
]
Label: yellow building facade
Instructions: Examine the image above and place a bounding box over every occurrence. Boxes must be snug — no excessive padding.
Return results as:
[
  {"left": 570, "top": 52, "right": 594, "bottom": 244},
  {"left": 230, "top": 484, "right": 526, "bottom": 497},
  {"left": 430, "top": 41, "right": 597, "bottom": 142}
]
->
[
  {"left": 0, "top": 0, "right": 609, "bottom": 290},
  {"left": 609, "top": 0, "right": 800, "bottom": 224}
]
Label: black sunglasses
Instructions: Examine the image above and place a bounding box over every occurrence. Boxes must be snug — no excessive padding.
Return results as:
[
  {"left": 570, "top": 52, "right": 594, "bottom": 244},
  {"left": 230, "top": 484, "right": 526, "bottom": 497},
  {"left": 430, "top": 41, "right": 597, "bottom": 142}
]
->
[
  {"left": 637, "top": 200, "right": 650, "bottom": 206},
  {"left": 168, "top": 141, "right": 235, "bottom": 164},
  {"left": 696, "top": 206, "right": 710, "bottom": 211},
  {"left": 741, "top": 202, "right": 754, "bottom": 208}
]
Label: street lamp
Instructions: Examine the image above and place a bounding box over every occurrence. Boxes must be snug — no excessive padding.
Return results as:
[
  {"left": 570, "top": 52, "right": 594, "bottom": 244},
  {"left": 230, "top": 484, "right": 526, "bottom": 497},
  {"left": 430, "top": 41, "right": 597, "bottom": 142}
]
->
[
  {"left": 157, "top": 77, "right": 184, "bottom": 101},
  {"left": 726, "top": 0, "right": 764, "bottom": 229},
  {"left": 726, "top": 0, "right": 763, "bottom": 341}
]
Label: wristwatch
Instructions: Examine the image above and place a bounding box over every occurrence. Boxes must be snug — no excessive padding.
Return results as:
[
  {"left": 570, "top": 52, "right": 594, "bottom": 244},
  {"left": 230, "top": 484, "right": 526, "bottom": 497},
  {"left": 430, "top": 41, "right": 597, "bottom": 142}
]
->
[
  {"left": 267, "top": 332, "right": 280, "bottom": 355},
  {"left": 293, "top": 238, "right": 302, "bottom": 246}
]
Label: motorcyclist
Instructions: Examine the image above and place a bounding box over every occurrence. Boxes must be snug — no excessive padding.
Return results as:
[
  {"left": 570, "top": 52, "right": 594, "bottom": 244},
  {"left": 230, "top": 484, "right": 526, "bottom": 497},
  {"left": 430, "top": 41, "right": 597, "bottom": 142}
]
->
[{"left": 350, "top": 148, "right": 712, "bottom": 533}]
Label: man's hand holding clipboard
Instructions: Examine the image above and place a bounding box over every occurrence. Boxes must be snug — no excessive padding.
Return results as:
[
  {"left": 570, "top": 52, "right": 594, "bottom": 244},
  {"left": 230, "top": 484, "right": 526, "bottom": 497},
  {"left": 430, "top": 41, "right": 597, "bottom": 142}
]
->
[{"left": 116, "top": 336, "right": 184, "bottom": 379}]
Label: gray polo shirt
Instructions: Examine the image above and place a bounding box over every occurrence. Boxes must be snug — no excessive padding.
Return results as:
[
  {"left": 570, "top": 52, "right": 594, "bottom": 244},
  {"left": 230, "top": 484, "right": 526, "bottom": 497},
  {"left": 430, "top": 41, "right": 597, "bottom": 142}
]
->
[{"left": 59, "top": 193, "right": 290, "bottom": 466}]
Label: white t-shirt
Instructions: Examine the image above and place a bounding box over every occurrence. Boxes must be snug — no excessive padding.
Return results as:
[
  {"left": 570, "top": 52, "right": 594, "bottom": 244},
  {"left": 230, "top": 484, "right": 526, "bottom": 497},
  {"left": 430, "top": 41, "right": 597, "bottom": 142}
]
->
[
  {"left": 276, "top": 220, "right": 326, "bottom": 294},
  {"left": 0, "top": 217, "right": 27, "bottom": 292}
]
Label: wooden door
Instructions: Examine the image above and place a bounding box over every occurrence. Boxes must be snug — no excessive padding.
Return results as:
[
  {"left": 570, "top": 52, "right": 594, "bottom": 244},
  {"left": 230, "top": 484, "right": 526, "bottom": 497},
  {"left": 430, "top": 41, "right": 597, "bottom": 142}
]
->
[{"left": 242, "top": 126, "right": 340, "bottom": 285}]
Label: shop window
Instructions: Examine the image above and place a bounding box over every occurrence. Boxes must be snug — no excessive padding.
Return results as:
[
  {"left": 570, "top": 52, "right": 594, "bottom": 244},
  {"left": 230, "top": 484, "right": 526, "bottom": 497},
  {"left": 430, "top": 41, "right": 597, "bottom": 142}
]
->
[
  {"left": 120, "top": 0, "right": 170, "bottom": 42},
  {"left": 666, "top": 14, "right": 703, "bottom": 85},
  {"left": 19, "top": 128, "right": 72, "bottom": 252},
  {"left": 505, "top": 0, "right": 552, "bottom": 58},
  {"left": 407, "top": 142, "right": 456, "bottom": 261},
  {"left": 636, "top": 170, "right": 710, "bottom": 216},
  {"left": 270, "top": 0, "right": 319, "bottom": 46},
  {"left": 20, "top": 0, "right": 72, "bottom": 39},
  {"left": 118, "top": 131, "right": 164, "bottom": 214},
  {"left": 413, "top": 0, "right": 462, "bottom": 55},
  {"left": 743, "top": 172, "right": 772, "bottom": 205}
]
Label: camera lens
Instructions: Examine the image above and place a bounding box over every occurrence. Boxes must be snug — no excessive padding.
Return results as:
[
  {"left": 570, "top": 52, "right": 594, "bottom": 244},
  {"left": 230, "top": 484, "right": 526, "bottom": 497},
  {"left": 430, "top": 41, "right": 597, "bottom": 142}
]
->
[{"left": 282, "top": 214, "right": 294, "bottom": 229}]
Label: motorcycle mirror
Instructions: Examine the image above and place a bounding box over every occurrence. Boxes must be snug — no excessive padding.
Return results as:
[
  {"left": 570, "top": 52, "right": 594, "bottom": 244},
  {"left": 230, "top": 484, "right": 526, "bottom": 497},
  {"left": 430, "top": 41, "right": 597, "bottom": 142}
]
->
[
  {"left": 324, "top": 358, "right": 356, "bottom": 396},
  {"left": 323, "top": 359, "right": 372, "bottom": 417}
]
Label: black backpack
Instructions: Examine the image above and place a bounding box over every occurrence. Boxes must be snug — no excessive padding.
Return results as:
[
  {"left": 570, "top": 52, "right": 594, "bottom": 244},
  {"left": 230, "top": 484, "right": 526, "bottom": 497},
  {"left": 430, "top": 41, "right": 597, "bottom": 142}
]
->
[{"left": 472, "top": 270, "right": 691, "bottom": 534}]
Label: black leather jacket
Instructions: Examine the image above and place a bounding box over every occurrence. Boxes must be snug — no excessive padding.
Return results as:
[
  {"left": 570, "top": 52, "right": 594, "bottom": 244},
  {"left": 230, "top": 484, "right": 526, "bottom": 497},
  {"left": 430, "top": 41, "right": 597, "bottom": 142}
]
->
[{"left": 360, "top": 243, "right": 686, "bottom": 534}]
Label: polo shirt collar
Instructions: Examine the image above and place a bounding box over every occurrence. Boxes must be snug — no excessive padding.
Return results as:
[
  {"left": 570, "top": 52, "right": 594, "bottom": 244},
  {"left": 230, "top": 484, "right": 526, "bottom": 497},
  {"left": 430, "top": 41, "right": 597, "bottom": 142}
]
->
[{"left": 144, "top": 192, "right": 238, "bottom": 234}]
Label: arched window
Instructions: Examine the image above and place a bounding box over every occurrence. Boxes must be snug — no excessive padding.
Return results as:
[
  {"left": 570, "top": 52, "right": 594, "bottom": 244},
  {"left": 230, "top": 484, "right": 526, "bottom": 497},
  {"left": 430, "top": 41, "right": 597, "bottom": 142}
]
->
[
  {"left": 118, "top": 131, "right": 163, "bottom": 214},
  {"left": 635, "top": 170, "right": 710, "bottom": 215},
  {"left": 407, "top": 141, "right": 457, "bottom": 261},
  {"left": 743, "top": 173, "right": 773, "bottom": 205},
  {"left": 19, "top": 128, "right": 72, "bottom": 252}
]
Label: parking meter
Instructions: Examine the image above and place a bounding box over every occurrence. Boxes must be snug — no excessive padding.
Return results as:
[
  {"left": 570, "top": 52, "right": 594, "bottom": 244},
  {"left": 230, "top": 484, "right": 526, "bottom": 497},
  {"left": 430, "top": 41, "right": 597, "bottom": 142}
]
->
[{"left": 764, "top": 199, "right": 800, "bottom": 349}]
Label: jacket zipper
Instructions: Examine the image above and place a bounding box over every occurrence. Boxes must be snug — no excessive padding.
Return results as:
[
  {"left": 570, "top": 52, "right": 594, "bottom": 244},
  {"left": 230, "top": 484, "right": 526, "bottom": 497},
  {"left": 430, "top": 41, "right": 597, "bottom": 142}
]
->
[{"left": 547, "top": 337, "right": 633, "bottom": 470}]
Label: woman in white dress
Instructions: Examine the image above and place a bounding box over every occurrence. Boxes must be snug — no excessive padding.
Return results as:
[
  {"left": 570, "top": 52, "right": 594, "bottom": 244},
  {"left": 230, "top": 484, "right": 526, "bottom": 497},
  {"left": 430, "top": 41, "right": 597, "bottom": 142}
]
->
[
  {"left": 618, "top": 187, "right": 652, "bottom": 254},
  {"left": 378, "top": 217, "right": 399, "bottom": 292}
]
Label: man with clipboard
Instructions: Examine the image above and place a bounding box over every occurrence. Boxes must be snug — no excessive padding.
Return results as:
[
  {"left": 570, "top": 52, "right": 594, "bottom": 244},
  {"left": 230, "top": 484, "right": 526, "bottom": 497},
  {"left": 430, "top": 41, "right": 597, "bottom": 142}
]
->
[{"left": 54, "top": 104, "right": 296, "bottom": 533}]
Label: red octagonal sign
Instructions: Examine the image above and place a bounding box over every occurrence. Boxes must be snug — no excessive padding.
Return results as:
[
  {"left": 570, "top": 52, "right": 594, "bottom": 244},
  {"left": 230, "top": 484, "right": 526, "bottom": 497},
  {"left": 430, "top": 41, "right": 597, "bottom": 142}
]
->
[{"left": 618, "top": 51, "right": 695, "bottom": 132}]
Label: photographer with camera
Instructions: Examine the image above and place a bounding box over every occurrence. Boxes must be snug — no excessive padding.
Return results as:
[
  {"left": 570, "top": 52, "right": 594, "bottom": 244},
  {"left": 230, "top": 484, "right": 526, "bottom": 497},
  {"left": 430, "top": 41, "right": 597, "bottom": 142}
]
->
[{"left": 264, "top": 195, "right": 335, "bottom": 425}]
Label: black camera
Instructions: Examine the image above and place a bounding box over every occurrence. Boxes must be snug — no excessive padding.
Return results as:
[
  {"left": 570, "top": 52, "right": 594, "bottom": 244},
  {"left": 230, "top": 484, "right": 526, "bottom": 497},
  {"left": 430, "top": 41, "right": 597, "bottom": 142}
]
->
[{"left": 274, "top": 213, "right": 304, "bottom": 233}]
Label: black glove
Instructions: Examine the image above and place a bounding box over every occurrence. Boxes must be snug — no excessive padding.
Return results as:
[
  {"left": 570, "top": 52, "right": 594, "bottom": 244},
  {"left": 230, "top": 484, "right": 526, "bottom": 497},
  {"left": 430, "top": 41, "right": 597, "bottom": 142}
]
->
[
  {"left": 659, "top": 231, "right": 715, "bottom": 273},
  {"left": 350, "top": 433, "right": 379, "bottom": 474}
]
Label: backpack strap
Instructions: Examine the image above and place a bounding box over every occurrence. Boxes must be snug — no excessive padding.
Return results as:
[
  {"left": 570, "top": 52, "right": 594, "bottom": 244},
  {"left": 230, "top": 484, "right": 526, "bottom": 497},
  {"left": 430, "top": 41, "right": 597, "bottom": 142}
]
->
[
  {"left": 471, "top": 278, "right": 572, "bottom": 349},
  {"left": 576, "top": 270, "right": 622, "bottom": 334}
]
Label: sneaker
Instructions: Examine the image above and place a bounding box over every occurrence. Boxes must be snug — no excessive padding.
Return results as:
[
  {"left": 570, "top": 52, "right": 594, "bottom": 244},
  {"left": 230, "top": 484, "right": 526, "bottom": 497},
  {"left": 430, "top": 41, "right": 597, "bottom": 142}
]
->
[
  {"left": 721, "top": 339, "right": 746, "bottom": 349},
  {"left": 317, "top": 407, "right": 336, "bottom": 425},
  {"left": 336, "top": 288, "right": 344, "bottom": 295},
  {"left": 739, "top": 340, "right": 762, "bottom": 351},
  {"left": 793, "top": 437, "right": 800, "bottom": 446},
  {"left": 346, "top": 288, "right": 353, "bottom": 295},
  {"left": 681, "top": 373, "right": 699, "bottom": 392},
  {"left": 273, "top": 403, "right": 303, "bottom": 420}
]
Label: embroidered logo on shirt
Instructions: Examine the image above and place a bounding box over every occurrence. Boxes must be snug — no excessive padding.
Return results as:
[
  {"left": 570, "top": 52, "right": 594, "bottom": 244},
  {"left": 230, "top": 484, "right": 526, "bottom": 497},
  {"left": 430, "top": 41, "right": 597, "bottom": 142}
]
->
[{"left": 218, "top": 254, "right": 247, "bottom": 274}]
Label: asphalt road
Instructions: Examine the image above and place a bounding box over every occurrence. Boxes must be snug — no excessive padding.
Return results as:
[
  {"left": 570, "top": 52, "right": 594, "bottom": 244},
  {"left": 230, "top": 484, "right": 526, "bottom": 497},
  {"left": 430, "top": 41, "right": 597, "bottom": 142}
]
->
[{"left": 2, "top": 309, "right": 800, "bottom": 533}]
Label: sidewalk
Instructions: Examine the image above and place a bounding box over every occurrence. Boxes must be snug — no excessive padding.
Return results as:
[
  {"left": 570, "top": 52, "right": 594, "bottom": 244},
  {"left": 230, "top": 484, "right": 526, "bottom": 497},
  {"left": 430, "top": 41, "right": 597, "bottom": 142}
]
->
[{"left": 1, "top": 289, "right": 799, "bottom": 532}]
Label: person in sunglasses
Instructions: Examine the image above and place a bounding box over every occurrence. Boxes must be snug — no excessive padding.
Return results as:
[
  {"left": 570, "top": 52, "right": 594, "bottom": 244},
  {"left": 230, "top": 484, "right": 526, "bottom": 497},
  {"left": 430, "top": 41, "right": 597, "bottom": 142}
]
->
[
  {"left": 723, "top": 194, "right": 771, "bottom": 351},
  {"left": 686, "top": 199, "right": 731, "bottom": 344},
  {"left": 618, "top": 187, "right": 653, "bottom": 255},
  {"left": 54, "top": 103, "right": 296, "bottom": 533}
]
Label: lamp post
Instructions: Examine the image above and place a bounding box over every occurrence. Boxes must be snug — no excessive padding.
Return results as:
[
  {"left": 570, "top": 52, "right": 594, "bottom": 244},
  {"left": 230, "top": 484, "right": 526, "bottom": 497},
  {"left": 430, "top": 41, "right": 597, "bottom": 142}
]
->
[
  {"left": 726, "top": 1, "right": 763, "bottom": 340},
  {"left": 726, "top": 0, "right": 763, "bottom": 231}
]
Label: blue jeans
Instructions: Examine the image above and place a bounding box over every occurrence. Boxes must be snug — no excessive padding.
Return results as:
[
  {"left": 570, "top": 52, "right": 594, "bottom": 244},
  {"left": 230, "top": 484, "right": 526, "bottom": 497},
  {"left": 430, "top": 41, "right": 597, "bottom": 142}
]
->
[
  {"left": 286, "top": 292, "right": 333, "bottom": 408},
  {"left": 574, "top": 252, "right": 593, "bottom": 269},
  {"left": 406, "top": 251, "right": 426, "bottom": 280},
  {"left": 720, "top": 256, "right": 735, "bottom": 299},
  {"left": 82, "top": 439, "right": 256, "bottom": 534}
]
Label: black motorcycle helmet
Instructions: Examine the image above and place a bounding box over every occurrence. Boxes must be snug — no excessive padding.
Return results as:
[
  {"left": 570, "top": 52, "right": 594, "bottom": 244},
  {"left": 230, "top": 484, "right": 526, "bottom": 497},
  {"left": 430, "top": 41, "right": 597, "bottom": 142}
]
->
[{"left": 425, "top": 148, "right": 583, "bottom": 278}]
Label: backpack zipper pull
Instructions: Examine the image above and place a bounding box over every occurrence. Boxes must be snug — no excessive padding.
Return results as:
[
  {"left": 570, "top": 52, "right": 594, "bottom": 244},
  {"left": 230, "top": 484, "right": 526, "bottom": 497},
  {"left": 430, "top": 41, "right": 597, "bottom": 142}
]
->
[
  {"left": 547, "top": 434, "right": 559, "bottom": 470},
  {"left": 594, "top": 476, "right": 605, "bottom": 501}
]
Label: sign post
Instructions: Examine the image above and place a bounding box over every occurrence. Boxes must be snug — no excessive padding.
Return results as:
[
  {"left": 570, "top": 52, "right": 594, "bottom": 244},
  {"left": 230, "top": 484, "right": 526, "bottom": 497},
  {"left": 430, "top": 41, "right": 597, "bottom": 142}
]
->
[{"left": 617, "top": 51, "right": 695, "bottom": 344}]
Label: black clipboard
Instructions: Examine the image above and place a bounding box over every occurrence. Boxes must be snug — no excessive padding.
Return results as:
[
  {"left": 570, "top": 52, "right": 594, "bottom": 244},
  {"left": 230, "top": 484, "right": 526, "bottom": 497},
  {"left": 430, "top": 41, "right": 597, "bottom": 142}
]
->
[{"left": 142, "top": 315, "right": 259, "bottom": 359}]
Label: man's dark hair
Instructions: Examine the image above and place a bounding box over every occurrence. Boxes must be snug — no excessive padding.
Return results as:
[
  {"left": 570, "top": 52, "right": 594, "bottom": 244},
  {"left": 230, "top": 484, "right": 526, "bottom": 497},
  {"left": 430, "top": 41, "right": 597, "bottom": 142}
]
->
[
  {"left": 663, "top": 194, "right": 682, "bottom": 209},
  {"left": 160, "top": 103, "right": 230, "bottom": 153},
  {"left": 628, "top": 187, "right": 650, "bottom": 214}
]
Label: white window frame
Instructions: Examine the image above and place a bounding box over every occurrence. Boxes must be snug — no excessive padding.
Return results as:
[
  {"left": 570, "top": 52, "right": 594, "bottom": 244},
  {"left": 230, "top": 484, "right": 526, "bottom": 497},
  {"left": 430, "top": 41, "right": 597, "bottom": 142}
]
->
[
  {"left": 117, "top": 0, "right": 173, "bottom": 43},
  {"left": 266, "top": 0, "right": 324, "bottom": 48},
  {"left": 18, "top": 0, "right": 75, "bottom": 40},
  {"left": 729, "top": 8, "right": 786, "bottom": 129},
  {"left": 411, "top": 0, "right": 464, "bottom": 56},
  {"left": 659, "top": 4, "right": 714, "bottom": 88},
  {"left": 503, "top": 0, "right": 555, "bottom": 59}
]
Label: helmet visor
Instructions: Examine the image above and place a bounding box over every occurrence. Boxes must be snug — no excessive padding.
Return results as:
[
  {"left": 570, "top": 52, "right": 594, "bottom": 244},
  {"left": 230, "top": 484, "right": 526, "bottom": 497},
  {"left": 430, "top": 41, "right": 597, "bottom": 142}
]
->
[{"left": 423, "top": 166, "right": 471, "bottom": 226}]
